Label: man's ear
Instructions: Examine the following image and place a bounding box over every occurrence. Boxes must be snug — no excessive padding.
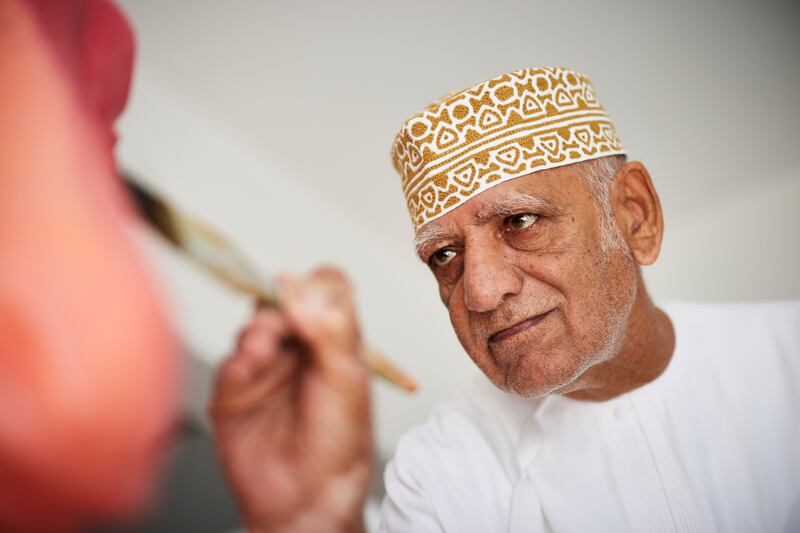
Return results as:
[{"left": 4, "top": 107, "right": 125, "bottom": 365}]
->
[{"left": 610, "top": 161, "right": 664, "bottom": 265}]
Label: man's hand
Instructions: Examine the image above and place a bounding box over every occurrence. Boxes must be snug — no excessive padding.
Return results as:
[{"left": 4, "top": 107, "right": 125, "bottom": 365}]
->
[{"left": 209, "top": 267, "right": 374, "bottom": 533}]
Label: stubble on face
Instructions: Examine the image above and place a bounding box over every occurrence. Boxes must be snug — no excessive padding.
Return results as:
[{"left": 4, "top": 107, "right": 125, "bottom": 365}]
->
[
  {"left": 487, "top": 244, "right": 637, "bottom": 399},
  {"left": 441, "top": 169, "right": 640, "bottom": 399}
]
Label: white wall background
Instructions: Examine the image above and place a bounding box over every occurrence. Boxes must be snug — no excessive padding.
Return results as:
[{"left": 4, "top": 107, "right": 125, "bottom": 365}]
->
[{"left": 115, "top": 0, "right": 800, "bottom": 463}]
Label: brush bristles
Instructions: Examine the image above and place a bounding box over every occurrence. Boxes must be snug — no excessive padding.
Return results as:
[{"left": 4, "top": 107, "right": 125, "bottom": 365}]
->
[{"left": 124, "top": 177, "right": 182, "bottom": 246}]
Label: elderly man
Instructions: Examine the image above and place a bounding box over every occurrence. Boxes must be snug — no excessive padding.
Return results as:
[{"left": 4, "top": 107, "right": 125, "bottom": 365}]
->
[{"left": 212, "top": 67, "right": 800, "bottom": 532}]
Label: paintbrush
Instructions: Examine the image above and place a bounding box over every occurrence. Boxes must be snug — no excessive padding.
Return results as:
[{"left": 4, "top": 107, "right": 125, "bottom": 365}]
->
[{"left": 123, "top": 173, "right": 418, "bottom": 393}]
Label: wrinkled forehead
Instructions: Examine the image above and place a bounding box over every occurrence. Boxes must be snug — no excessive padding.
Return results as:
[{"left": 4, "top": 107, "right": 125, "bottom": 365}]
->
[{"left": 413, "top": 172, "right": 571, "bottom": 251}]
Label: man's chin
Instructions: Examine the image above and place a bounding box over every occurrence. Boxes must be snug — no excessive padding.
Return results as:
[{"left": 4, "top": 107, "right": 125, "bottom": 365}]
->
[
  {"left": 505, "top": 376, "right": 552, "bottom": 399},
  {"left": 494, "top": 354, "right": 583, "bottom": 399}
]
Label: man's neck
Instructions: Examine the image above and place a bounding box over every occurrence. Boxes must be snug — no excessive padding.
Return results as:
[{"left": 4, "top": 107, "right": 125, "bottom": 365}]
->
[{"left": 562, "top": 283, "right": 675, "bottom": 402}]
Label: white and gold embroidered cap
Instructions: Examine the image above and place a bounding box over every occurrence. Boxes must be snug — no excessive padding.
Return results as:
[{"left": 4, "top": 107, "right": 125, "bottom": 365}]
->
[{"left": 391, "top": 67, "right": 626, "bottom": 230}]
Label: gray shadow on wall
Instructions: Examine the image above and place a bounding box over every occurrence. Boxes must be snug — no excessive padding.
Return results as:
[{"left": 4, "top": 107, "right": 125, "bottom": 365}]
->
[
  {"left": 91, "top": 353, "right": 389, "bottom": 533},
  {"left": 91, "top": 355, "right": 243, "bottom": 533},
  {"left": 91, "top": 420, "right": 243, "bottom": 533}
]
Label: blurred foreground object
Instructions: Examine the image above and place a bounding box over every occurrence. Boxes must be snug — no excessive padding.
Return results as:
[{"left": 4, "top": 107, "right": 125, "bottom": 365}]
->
[
  {"left": 124, "top": 176, "right": 418, "bottom": 393},
  {"left": 0, "top": 0, "right": 179, "bottom": 531}
]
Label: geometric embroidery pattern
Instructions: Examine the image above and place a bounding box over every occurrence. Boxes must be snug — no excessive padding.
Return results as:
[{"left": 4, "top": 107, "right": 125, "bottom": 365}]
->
[{"left": 391, "top": 67, "right": 626, "bottom": 230}]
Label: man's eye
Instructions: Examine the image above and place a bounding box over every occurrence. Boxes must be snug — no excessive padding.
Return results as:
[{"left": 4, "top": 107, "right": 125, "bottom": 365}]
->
[
  {"left": 429, "top": 248, "right": 457, "bottom": 267},
  {"left": 506, "top": 213, "right": 539, "bottom": 231}
]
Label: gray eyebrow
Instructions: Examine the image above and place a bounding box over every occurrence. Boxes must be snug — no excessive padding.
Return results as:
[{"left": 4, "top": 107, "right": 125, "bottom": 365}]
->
[
  {"left": 473, "top": 192, "right": 556, "bottom": 223},
  {"left": 413, "top": 192, "right": 556, "bottom": 257},
  {"left": 414, "top": 223, "right": 451, "bottom": 258}
]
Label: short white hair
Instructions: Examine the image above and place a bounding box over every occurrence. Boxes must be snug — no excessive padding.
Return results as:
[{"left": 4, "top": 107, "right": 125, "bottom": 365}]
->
[{"left": 575, "top": 155, "right": 628, "bottom": 252}]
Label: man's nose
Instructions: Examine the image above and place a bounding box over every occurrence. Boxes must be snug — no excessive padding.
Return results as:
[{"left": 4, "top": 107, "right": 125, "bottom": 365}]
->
[{"left": 462, "top": 240, "right": 523, "bottom": 313}]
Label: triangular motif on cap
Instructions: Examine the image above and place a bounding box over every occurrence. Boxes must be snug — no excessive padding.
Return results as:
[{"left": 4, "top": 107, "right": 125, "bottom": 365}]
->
[
  {"left": 435, "top": 126, "right": 459, "bottom": 150},
  {"left": 408, "top": 145, "right": 423, "bottom": 168},
  {"left": 584, "top": 86, "right": 597, "bottom": 104},
  {"left": 494, "top": 146, "right": 521, "bottom": 167},
  {"left": 477, "top": 109, "right": 502, "bottom": 130},
  {"left": 600, "top": 125, "right": 616, "bottom": 142},
  {"left": 554, "top": 89, "right": 573, "bottom": 107},
  {"left": 420, "top": 186, "right": 436, "bottom": 208},
  {"left": 450, "top": 161, "right": 477, "bottom": 187},
  {"left": 521, "top": 95, "right": 543, "bottom": 116},
  {"left": 539, "top": 134, "right": 561, "bottom": 156},
  {"left": 574, "top": 128, "right": 592, "bottom": 147}
]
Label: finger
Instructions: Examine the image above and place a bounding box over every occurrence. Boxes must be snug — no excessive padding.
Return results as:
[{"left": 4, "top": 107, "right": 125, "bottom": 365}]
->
[
  {"left": 210, "top": 346, "right": 299, "bottom": 417},
  {"left": 279, "top": 267, "right": 362, "bottom": 362},
  {"left": 276, "top": 268, "right": 371, "bottom": 406},
  {"left": 212, "top": 309, "right": 294, "bottom": 411},
  {"left": 235, "top": 307, "right": 285, "bottom": 354},
  {"left": 237, "top": 321, "right": 281, "bottom": 360},
  {"left": 307, "top": 266, "right": 362, "bottom": 356}
]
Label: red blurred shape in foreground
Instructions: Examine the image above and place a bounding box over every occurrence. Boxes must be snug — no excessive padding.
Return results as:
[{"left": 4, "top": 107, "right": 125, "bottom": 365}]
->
[{"left": 0, "top": 0, "right": 179, "bottom": 531}]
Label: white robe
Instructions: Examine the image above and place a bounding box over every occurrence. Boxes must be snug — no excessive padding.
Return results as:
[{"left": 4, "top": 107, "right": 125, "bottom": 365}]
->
[{"left": 378, "top": 302, "right": 800, "bottom": 533}]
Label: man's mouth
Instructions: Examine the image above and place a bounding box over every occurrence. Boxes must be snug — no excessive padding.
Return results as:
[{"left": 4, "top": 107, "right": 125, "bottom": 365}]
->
[{"left": 489, "top": 310, "right": 553, "bottom": 344}]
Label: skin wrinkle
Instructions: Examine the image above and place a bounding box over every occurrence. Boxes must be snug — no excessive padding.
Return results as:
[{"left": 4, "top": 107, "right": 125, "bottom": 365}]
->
[
  {"left": 413, "top": 224, "right": 452, "bottom": 259},
  {"left": 414, "top": 192, "right": 565, "bottom": 260},
  {"left": 415, "top": 156, "right": 625, "bottom": 260},
  {"left": 472, "top": 193, "right": 562, "bottom": 224},
  {"left": 415, "top": 155, "right": 673, "bottom": 401}
]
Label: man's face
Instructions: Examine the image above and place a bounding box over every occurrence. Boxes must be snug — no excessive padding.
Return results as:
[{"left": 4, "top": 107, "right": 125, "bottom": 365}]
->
[{"left": 416, "top": 164, "right": 638, "bottom": 398}]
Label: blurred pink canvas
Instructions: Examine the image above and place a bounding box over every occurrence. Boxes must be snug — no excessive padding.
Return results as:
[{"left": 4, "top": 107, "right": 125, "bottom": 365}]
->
[{"left": 0, "top": 1, "right": 179, "bottom": 530}]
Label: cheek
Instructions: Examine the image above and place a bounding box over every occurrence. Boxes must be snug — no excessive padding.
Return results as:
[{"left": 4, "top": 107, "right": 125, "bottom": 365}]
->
[
  {"left": 516, "top": 246, "right": 605, "bottom": 339},
  {"left": 446, "top": 288, "right": 497, "bottom": 372},
  {"left": 433, "top": 257, "right": 463, "bottom": 305},
  {"left": 438, "top": 280, "right": 454, "bottom": 307},
  {"left": 446, "top": 286, "right": 470, "bottom": 348},
  {"left": 559, "top": 249, "right": 636, "bottom": 355}
]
